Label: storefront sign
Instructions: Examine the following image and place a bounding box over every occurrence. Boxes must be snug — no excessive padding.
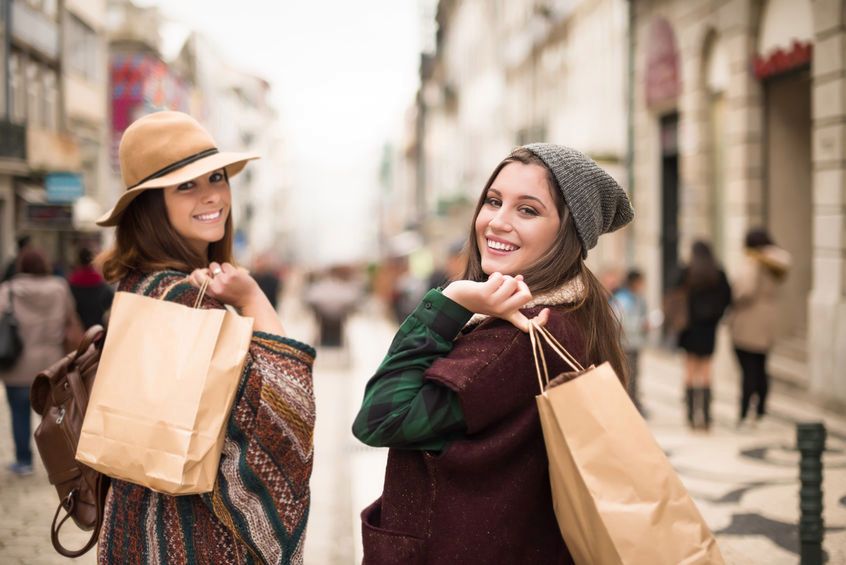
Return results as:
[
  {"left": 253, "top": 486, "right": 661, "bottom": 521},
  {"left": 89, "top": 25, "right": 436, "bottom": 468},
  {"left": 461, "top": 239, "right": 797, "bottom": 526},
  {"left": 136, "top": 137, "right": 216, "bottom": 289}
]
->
[
  {"left": 24, "top": 203, "right": 74, "bottom": 230},
  {"left": 645, "top": 18, "right": 681, "bottom": 109},
  {"left": 754, "top": 41, "right": 812, "bottom": 80},
  {"left": 46, "top": 172, "right": 84, "bottom": 203}
]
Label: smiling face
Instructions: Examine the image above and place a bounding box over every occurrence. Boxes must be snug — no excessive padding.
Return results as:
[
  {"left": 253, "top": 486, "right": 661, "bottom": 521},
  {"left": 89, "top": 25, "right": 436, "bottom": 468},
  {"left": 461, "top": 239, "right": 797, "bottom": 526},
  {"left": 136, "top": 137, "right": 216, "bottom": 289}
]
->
[
  {"left": 162, "top": 168, "right": 231, "bottom": 256},
  {"left": 474, "top": 162, "right": 561, "bottom": 277}
]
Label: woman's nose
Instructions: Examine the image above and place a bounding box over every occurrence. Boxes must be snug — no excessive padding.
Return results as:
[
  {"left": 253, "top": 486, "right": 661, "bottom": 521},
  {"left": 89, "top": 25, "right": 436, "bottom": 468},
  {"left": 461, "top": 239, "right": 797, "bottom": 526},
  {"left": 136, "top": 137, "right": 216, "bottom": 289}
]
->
[
  {"left": 201, "top": 183, "right": 221, "bottom": 203},
  {"left": 489, "top": 210, "right": 512, "bottom": 232}
]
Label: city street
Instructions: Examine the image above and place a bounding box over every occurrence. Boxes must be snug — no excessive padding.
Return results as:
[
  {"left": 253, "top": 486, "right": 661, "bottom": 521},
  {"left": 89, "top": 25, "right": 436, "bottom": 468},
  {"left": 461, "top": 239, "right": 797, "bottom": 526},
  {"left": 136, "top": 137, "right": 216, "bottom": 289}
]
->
[{"left": 1, "top": 299, "right": 845, "bottom": 564}]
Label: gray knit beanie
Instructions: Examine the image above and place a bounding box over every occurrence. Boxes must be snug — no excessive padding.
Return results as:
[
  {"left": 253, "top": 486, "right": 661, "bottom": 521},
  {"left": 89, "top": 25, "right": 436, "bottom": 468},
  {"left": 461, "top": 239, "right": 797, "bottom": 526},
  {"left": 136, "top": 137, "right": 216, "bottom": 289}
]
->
[{"left": 520, "top": 143, "right": 634, "bottom": 257}]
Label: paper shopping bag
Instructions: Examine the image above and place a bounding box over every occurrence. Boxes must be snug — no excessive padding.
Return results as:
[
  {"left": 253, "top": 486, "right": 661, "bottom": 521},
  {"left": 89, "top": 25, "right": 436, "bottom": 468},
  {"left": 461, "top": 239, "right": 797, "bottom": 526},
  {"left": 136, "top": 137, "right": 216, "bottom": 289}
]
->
[
  {"left": 76, "top": 282, "right": 253, "bottom": 494},
  {"left": 529, "top": 323, "right": 724, "bottom": 565}
]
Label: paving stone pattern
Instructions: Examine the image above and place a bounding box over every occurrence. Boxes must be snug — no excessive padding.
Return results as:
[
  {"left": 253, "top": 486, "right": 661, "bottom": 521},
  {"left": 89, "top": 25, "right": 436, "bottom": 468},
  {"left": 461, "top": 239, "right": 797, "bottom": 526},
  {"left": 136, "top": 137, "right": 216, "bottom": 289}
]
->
[{"left": 2, "top": 305, "right": 844, "bottom": 564}]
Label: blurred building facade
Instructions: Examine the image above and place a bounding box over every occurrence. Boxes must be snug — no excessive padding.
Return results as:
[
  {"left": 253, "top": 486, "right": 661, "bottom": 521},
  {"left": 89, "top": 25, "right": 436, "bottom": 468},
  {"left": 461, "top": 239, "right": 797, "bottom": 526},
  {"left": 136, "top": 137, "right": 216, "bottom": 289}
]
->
[
  {"left": 396, "top": 0, "right": 845, "bottom": 404},
  {"left": 0, "top": 0, "right": 289, "bottom": 270},
  {"left": 630, "top": 0, "right": 846, "bottom": 402},
  {"left": 392, "top": 0, "right": 631, "bottom": 270},
  {"left": 0, "top": 0, "right": 108, "bottom": 270},
  {"left": 172, "top": 33, "right": 291, "bottom": 262}
]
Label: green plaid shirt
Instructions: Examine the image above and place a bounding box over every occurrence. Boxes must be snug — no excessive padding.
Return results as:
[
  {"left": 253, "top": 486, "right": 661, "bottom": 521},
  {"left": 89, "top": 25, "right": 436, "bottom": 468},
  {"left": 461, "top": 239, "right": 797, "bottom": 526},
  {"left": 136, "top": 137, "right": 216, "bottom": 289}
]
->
[{"left": 352, "top": 289, "right": 472, "bottom": 451}]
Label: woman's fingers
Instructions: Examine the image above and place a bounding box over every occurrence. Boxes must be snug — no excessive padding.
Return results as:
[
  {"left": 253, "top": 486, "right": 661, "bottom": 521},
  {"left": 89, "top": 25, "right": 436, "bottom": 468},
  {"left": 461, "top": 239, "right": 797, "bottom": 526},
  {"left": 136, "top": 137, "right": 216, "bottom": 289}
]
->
[
  {"left": 208, "top": 262, "right": 223, "bottom": 277},
  {"left": 491, "top": 276, "right": 519, "bottom": 302},
  {"left": 188, "top": 268, "right": 209, "bottom": 288},
  {"left": 533, "top": 308, "right": 551, "bottom": 328},
  {"left": 498, "top": 278, "right": 531, "bottom": 308},
  {"left": 507, "top": 311, "right": 532, "bottom": 333}
]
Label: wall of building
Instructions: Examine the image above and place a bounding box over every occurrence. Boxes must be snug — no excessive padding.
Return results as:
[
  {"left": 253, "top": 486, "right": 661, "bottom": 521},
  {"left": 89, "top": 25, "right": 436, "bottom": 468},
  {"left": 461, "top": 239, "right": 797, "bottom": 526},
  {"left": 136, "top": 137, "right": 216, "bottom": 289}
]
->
[
  {"left": 631, "top": 0, "right": 846, "bottom": 404},
  {"left": 809, "top": 0, "right": 846, "bottom": 402}
]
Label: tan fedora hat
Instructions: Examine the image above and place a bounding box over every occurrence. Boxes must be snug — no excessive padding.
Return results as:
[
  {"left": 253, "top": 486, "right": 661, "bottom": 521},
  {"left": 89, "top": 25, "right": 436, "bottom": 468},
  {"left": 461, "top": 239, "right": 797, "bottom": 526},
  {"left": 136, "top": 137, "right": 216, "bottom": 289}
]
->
[{"left": 97, "top": 111, "right": 259, "bottom": 227}]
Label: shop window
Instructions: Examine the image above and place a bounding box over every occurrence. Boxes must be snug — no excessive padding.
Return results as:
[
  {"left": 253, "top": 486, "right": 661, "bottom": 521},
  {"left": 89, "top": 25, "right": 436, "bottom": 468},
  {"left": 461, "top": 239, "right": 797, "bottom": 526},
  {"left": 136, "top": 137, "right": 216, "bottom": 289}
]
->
[
  {"left": 9, "top": 52, "right": 27, "bottom": 125},
  {"left": 43, "top": 68, "right": 58, "bottom": 130},
  {"left": 66, "top": 14, "right": 100, "bottom": 82},
  {"left": 26, "top": 60, "right": 42, "bottom": 127}
]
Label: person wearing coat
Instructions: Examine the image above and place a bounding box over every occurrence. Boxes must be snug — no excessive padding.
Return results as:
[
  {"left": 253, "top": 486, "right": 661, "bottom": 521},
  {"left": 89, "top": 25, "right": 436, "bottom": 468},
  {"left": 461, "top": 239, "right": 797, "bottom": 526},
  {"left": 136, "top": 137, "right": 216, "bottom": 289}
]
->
[
  {"left": 353, "top": 144, "right": 634, "bottom": 564},
  {"left": 94, "top": 111, "right": 315, "bottom": 564},
  {"left": 729, "top": 228, "right": 790, "bottom": 424},
  {"left": 67, "top": 247, "right": 114, "bottom": 329},
  {"left": 0, "top": 247, "right": 81, "bottom": 476}
]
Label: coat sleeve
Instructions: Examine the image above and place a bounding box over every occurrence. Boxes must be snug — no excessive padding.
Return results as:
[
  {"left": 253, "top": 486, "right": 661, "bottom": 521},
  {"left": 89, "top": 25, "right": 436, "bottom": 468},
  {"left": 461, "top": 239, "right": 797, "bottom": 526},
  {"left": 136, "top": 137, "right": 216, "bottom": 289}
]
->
[
  {"left": 732, "top": 259, "right": 759, "bottom": 307},
  {"left": 161, "top": 277, "right": 316, "bottom": 563},
  {"left": 425, "top": 310, "right": 584, "bottom": 435}
]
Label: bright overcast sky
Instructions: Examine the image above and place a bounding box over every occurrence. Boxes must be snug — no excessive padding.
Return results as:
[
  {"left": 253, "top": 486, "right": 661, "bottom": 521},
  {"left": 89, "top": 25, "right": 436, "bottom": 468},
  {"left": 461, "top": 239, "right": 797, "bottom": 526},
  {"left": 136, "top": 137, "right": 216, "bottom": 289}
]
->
[{"left": 137, "top": 0, "right": 424, "bottom": 264}]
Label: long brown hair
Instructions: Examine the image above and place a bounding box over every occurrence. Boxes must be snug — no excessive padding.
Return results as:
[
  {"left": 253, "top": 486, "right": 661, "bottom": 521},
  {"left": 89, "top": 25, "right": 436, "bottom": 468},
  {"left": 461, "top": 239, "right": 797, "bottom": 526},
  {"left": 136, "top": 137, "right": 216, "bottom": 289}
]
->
[
  {"left": 99, "top": 188, "right": 234, "bottom": 283},
  {"left": 686, "top": 240, "right": 719, "bottom": 290},
  {"left": 463, "top": 148, "right": 628, "bottom": 384}
]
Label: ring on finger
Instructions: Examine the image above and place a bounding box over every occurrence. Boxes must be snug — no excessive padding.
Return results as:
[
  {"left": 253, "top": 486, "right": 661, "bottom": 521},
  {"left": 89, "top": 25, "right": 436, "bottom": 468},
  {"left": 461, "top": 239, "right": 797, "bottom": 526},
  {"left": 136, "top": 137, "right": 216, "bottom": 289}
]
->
[{"left": 211, "top": 267, "right": 223, "bottom": 276}]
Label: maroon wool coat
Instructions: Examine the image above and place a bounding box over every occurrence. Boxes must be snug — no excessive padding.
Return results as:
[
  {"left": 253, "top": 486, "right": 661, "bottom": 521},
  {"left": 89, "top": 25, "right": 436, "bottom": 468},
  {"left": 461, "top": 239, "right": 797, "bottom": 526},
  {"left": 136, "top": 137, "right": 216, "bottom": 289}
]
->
[{"left": 361, "top": 306, "right": 586, "bottom": 565}]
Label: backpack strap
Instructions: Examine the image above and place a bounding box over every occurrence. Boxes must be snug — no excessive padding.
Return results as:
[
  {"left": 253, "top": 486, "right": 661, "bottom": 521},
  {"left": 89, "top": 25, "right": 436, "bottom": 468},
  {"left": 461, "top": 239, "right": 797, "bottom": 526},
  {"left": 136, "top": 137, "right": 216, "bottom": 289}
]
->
[
  {"left": 50, "top": 474, "right": 109, "bottom": 557},
  {"left": 75, "top": 325, "right": 105, "bottom": 358}
]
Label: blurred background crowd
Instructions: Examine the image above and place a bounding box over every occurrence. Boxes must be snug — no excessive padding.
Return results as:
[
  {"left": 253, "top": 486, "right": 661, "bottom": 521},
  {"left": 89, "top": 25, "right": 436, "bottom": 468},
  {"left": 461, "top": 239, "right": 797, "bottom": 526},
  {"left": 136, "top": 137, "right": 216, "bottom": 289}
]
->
[
  {"left": 0, "top": 0, "right": 844, "bottom": 404},
  {"left": 0, "top": 0, "right": 845, "bottom": 562}
]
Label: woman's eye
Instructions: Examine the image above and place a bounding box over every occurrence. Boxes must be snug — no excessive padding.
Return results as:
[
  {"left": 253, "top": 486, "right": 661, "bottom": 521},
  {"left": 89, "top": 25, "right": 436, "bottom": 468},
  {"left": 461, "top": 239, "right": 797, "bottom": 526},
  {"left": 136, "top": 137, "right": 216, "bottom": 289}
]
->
[
  {"left": 210, "top": 172, "right": 224, "bottom": 183},
  {"left": 520, "top": 206, "right": 539, "bottom": 216},
  {"left": 177, "top": 181, "right": 194, "bottom": 191},
  {"left": 484, "top": 197, "right": 502, "bottom": 207}
]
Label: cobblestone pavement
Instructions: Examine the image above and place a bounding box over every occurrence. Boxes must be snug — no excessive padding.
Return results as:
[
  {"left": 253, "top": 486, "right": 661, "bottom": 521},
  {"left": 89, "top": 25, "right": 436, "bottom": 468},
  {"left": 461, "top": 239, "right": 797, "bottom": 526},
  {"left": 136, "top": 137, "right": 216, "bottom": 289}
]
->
[
  {"left": 309, "top": 312, "right": 846, "bottom": 565},
  {"left": 2, "top": 302, "right": 844, "bottom": 564}
]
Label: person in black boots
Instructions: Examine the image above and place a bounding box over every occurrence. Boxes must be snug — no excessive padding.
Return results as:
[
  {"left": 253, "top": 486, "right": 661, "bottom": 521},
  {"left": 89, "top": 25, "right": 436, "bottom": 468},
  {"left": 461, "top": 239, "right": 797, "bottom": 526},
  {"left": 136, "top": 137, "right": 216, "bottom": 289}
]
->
[
  {"left": 729, "top": 228, "right": 790, "bottom": 427},
  {"left": 674, "top": 241, "right": 731, "bottom": 429}
]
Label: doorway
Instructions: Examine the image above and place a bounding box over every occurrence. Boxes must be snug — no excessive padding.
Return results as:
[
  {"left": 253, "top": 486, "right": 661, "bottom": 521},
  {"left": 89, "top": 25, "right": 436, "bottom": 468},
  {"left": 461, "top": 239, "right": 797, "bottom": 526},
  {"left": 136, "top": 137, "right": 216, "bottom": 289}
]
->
[
  {"left": 660, "top": 113, "right": 680, "bottom": 294},
  {"left": 764, "top": 69, "right": 812, "bottom": 348}
]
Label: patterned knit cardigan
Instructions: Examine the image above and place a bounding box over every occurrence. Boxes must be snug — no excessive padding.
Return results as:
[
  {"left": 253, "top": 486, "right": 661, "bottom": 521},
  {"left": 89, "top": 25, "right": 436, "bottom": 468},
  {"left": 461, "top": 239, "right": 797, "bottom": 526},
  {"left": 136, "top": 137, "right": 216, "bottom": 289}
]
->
[{"left": 97, "top": 270, "right": 316, "bottom": 565}]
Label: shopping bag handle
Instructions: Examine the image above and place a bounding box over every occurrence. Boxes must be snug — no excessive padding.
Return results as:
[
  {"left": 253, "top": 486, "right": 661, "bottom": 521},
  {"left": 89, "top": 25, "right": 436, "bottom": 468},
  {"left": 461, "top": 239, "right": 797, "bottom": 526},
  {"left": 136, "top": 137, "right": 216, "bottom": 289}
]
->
[
  {"left": 157, "top": 277, "right": 210, "bottom": 309},
  {"left": 529, "top": 321, "right": 585, "bottom": 393}
]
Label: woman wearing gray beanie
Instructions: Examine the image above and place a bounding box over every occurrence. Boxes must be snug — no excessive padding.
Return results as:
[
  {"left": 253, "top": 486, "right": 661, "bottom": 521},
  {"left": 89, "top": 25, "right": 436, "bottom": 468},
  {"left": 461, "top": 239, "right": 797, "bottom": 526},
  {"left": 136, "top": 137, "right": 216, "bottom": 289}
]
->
[{"left": 352, "top": 144, "right": 633, "bottom": 564}]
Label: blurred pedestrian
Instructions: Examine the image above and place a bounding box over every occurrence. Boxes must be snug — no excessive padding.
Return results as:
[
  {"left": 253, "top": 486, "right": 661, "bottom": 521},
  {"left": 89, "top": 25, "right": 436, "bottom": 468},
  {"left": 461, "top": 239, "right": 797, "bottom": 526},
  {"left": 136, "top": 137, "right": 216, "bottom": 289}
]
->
[
  {"left": 427, "top": 238, "right": 466, "bottom": 290},
  {"left": 389, "top": 254, "right": 427, "bottom": 323},
  {"left": 68, "top": 247, "right": 114, "bottom": 329},
  {"left": 729, "top": 228, "right": 790, "bottom": 426},
  {"left": 94, "top": 111, "right": 315, "bottom": 563},
  {"left": 675, "top": 241, "right": 732, "bottom": 429},
  {"left": 0, "top": 247, "right": 81, "bottom": 476},
  {"left": 1, "top": 235, "right": 31, "bottom": 282},
  {"left": 304, "top": 266, "right": 360, "bottom": 347},
  {"left": 599, "top": 264, "right": 624, "bottom": 295},
  {"left": 612, "top": 269, "right": 649, "bottom": 415},
  {"left": 353, "top": 144, "right": 633, "bottom": 563},
  {"left": 251, "top": 251, "right": 283, "bottom": 310}
]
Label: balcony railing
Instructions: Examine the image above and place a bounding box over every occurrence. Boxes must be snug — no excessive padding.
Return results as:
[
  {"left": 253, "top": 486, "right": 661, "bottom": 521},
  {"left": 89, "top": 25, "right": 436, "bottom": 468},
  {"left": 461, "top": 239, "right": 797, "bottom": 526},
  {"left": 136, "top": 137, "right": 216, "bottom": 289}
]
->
[{"left": 0, "top": 120, "right": 26, "bottom": 161}]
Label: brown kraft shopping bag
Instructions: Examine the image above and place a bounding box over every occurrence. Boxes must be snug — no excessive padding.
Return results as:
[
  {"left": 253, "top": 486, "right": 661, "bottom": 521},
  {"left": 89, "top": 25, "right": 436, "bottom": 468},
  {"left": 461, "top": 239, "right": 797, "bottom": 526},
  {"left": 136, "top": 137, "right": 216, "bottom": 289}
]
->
[
  {"left": 529, "top": 322, "right": 724, "bottom": 565},
  {"left": 76, "top": 278, "right": 253, "bottom": 494}
]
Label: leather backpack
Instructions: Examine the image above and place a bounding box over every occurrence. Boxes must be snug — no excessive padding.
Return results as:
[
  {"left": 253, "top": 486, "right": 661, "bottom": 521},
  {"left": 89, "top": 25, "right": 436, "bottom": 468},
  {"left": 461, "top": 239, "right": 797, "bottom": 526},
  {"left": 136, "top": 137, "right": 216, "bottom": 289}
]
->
[{"left": 30, "top": 324, "right": 110, "bottom": 557}]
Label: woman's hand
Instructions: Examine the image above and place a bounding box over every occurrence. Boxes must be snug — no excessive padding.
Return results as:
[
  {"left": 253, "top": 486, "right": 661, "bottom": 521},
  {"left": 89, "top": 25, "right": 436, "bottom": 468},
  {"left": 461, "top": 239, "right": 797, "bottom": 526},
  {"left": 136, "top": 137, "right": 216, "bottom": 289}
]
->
[
  {"left": 189, "top": 262, "right": 285, "bottom": 335},
  {"left": 442, "top": 272, "right": 550, "bottom": 332},
  {"left": 189, "top": 262, "right": 261, "bottom": 309}
]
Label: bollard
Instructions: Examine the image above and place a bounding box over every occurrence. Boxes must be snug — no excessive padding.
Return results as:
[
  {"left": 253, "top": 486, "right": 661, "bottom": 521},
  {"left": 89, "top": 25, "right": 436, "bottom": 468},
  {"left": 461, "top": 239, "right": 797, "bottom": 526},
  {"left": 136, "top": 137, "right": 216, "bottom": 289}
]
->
[{"left": 796, "top": 422, "right": 826, "bottom": 565}]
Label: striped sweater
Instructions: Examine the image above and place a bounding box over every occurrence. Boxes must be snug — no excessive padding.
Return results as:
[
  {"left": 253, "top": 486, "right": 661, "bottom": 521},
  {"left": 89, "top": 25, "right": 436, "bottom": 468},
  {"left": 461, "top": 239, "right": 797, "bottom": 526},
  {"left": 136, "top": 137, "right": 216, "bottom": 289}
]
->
[{"left": 97, "top": 270, "right": 316, "bottom": 565}]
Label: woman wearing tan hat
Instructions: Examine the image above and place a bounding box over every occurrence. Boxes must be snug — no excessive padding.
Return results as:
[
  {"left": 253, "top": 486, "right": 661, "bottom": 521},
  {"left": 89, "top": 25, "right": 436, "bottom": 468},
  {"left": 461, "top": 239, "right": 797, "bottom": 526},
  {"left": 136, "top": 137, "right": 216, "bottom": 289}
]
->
[
  {"left": 96, "top": 111, "right": 315, "bottom": 564},
  {"left": 352, "top": 144, "right": 633, "bottom": 564}
]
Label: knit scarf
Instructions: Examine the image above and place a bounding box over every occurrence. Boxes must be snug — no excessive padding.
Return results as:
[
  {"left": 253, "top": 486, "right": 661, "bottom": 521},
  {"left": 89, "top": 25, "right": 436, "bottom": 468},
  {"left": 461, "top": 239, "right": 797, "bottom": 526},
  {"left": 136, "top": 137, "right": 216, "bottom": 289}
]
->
[{"left": 464, "top": 276, "right": 586, "bottom": 329}]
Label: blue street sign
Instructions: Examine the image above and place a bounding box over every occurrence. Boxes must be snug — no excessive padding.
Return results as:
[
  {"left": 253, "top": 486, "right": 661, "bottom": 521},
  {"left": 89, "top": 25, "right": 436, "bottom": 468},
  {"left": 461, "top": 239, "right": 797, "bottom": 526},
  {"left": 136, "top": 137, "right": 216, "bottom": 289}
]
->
[{"left": 46, "top": 172, "right": 84, "bottom": 203}]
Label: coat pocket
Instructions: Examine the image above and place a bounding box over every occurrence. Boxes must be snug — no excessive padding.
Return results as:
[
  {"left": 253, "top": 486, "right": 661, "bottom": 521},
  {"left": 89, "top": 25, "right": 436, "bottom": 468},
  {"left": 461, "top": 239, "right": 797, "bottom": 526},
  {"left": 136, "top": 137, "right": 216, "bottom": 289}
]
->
[{"left": 361, "top": 498, "right": 426, "bottom": 565}]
